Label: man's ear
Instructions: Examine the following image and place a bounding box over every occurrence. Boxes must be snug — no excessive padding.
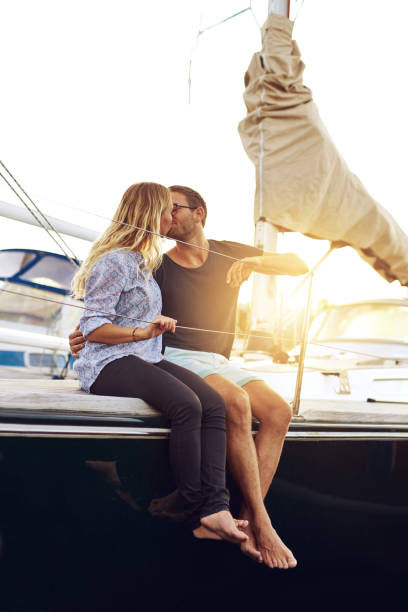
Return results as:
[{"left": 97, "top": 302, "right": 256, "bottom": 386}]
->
[{"left": 194, "top": 206, "right": 204, "bottom": 224}]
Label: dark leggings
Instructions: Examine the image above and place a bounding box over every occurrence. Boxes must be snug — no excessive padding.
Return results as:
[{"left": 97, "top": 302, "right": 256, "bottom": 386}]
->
[{"left": 90, "top": 355, "right": 230, "bottom": 529}]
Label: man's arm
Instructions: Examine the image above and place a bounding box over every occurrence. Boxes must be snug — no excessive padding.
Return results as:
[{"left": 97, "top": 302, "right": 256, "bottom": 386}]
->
[{"left": 226, "top": 253, "right": 308, "bottom": 288}]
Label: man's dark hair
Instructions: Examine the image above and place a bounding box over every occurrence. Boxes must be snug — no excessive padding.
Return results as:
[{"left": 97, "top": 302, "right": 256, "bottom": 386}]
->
[{"left": 169, "top": 185, "right": 207, "bottom": 227}]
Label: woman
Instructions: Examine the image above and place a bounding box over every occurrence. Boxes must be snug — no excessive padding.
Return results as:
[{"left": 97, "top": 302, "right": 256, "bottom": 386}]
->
[{"left": 72, "top": 182, "right": 247, "bottom": 544}]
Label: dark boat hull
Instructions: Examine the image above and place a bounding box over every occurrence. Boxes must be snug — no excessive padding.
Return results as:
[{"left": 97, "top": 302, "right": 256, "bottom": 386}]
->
[{"left": 0, "top": 429, "right": 407, "bottom": 610}]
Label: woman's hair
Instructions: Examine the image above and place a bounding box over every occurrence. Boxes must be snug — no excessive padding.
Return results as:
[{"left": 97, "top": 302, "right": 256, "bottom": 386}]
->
[{"left": 72, "top": 182, "right": 171, "bottom": 298}]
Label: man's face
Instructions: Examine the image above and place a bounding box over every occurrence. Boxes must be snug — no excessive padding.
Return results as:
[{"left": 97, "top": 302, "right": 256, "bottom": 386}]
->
[
  {"left": 167, "top": 191, "right": 200, "bottom": 240},
  {"left": 159, "top": 200, "right": 174, "bottom": 236}
]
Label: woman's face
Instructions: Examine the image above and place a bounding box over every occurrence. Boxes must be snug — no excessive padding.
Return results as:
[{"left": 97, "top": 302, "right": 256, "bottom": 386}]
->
[{"left": 160, "top": 200, "right": 173, "bottom": 235}]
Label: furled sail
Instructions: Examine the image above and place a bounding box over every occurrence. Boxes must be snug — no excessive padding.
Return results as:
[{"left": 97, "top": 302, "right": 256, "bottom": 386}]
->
[{"left": 238, "top": 13, "right": 408, "bottom": 286}]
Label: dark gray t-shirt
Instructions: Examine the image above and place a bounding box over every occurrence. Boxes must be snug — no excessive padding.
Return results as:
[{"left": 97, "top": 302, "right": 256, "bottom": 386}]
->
[{"left": 154, "top": 240, "right": 262, "bottom": 359}]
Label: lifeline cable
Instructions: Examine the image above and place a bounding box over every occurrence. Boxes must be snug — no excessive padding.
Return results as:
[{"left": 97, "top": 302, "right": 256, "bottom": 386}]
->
[
  {"left": 32, "top": 194, "right": 332, "bottom": 313},
  {"left": 35, "top": 201, "right": 249, "bottom": 263},
  {"left": 0, "top": 287, "right": 400, "bottom": 362},
  {"left": 0, "top": 287, "right": 273, "bottom": 338},
  {"left": 0, "top": 161, "right": 321, "bottom": 273}
]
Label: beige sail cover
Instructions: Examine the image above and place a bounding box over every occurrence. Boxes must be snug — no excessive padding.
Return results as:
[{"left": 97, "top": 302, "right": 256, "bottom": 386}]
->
[{"left": 238, "top": 14, "right": 408, "bottom": 286}]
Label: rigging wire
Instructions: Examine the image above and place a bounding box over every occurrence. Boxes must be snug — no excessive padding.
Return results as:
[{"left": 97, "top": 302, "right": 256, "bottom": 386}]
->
[
  {"left": 197, "top": 6, "right": 252, "bottom": 35},
  {"left": 30, "top": 201, "right": 248, "bottom": 263},
  {"left": 27, "top": 197, "right": 334, "bottom": 296},
  {"left": 188, "top": 3, "right": 261, "bottom": 103},
  {"left": 0, "top": 161, "right": 80, "bottom": 268},
  {"left": 0, "top": 287, "right": 401, "bottom": 363}
]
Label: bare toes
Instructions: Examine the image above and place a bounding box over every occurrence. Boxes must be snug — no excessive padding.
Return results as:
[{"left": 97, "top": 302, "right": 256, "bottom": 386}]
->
[{"left": 241, "top": 542, "right": 262, "bottom": 562}]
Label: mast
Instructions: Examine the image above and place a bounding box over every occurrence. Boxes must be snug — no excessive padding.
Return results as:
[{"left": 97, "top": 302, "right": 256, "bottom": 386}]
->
[
  {"left": 268, "top": 0, "right": 290, "bottom": 18},
  {"left": 249, "top": 0, "right": 290, "bottom": 351}
]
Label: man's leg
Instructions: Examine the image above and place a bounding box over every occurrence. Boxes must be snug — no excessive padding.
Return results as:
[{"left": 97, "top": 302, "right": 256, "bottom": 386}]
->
[
  {"left": 204, "top": 374, "right": 296, "bottom": 569},
  {"left": 239, "top": 380, "right": 296, "bottom": 567},
  {"left": 244, "top": 380, "right": 291, "bottom": 498}
]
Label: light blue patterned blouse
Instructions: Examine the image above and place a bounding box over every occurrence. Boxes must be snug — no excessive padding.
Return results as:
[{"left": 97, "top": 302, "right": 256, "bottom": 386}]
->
[{"left": 74, "top": 250, "right": 163, "bottom": 392}]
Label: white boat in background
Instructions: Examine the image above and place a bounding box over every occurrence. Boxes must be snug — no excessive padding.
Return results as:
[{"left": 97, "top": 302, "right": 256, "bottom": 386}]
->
[
  {"left": 0, "top": 248, "right": 81, "bottom": 379},
  {"left": 233, "top": 298, "right": 408, "bottom": 420}
]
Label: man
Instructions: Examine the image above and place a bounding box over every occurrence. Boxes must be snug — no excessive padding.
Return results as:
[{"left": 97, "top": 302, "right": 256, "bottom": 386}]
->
[{"left": 70, "top": 185, "right": 308, "bottom": 570}]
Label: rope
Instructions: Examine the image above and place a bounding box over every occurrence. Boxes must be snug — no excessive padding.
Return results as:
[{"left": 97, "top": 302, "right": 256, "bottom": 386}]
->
[
  {"left": 0, "top": 161, "right": 80, "bottom": 267},
  {"left": 0, "top": 287, "right": 401, "bottom": 363}
]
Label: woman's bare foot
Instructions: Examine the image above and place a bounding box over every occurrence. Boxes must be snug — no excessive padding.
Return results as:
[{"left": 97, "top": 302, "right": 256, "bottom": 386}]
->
[
  {"left": 253, "top": 516, "right": 297, "bottom": 569},
  {"left": 193, "top": 525, "right": 223, "bottom": 540},
  {"left": 85, "top": 460, "right": 141, "bottom": 512},
  {"left": 240, "top": 523, "right": 263, "bottom": 563},
  {"left": 193, "top": 518, "right": 249, "bottom": 541},
  {"left": 85, "top": 460, "right": 121, "bottom": 487},
  {"left": 237, "top": 506, "right": 262, "bottom": 562},
  {"left": 200, "top": 510, "right": 248, "bottom": 544}
]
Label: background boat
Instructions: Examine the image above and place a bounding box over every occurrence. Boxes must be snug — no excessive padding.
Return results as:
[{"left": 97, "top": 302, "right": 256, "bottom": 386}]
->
[{"left": 0, "top": 248, "right": 80, "bottom": 379}]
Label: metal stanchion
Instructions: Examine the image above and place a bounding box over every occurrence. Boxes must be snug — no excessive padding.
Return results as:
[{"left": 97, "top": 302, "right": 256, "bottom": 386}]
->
[{"left": 292, "top": 271, "right": 314, "bottom": 416}]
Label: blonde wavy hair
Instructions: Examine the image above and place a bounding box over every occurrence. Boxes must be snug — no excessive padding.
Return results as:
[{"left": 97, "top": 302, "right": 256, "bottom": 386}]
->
[{"left": 72, "top": 182, "right": 171, "bottom": 298}]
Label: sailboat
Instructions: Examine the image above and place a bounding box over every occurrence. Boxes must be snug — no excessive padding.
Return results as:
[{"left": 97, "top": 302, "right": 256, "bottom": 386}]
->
[
  {"left": 0, "top": 2, "right": 407, "bottom": 609},
  {"left": 0, "top": 247, "right": 81, "bottom": 379}
]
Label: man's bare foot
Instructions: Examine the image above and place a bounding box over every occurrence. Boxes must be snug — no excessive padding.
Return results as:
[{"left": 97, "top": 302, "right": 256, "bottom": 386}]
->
[
  {"left": 240, "top": 523, "right": 263, "bottom": 563},
  {"left": 200, "top": 510, "right": 248, "bottom": 544},
  {"left": 85, "top": 460, "right": 141, "bottom": 512},
  {"left": 148, "top": 489, "right": 186, "bottom": 522},
  {"left": 253, "top": 517, "right": 297, "bottom": 569}
]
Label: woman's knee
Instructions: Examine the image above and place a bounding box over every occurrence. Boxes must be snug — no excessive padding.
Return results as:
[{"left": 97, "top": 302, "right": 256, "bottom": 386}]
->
[
  {"left": 170, "top": 391, "right": 202, "bottom": 427},
  {"left": 203, "top": 393, "right": 227, "bottom": 422}
]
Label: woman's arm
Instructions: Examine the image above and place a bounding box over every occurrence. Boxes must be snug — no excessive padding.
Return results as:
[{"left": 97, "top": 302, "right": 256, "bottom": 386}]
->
[
  {"left": 226, "top": 253, "right": 309, "bottom": 288},
  {"left": 81, "top": 253, "right": 176, "bottom": 344},
  {"left": 86, "top": 315, "right": 176, "bottom": 344}
]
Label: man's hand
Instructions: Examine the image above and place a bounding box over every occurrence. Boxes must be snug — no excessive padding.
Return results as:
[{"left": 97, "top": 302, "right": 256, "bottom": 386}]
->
[
  {"left": 226, "top": 258, "right": 253, "bottom": 288},
  {"left": 69, "top": 324, "right": 85, "bottom": 358},
  {"left": 226, "top": 253, "right": 309, "bottom": 288}
]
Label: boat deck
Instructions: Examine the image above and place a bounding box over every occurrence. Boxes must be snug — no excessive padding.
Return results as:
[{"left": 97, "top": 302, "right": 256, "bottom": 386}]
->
[{"left": 0, "top": 378, "right": 407, "bottom": 440}]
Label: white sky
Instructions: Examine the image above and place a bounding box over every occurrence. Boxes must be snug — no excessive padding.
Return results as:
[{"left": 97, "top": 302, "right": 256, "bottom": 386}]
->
[{"left": 1, "top": 0, "right": 408, "bottom": 307}]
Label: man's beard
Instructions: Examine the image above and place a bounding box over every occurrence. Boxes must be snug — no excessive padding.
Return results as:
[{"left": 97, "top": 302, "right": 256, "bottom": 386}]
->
[
  {"left": 166, "top": 226, "right": 182, "bottom": 240},
  {"left": 167, "top": 224, "right": 192, "bottom": 241}
]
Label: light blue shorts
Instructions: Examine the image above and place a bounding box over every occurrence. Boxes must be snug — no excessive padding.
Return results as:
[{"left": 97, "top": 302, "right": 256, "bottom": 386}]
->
[{"left": 163, "top": 347, "right": 262, "bottom": 388}]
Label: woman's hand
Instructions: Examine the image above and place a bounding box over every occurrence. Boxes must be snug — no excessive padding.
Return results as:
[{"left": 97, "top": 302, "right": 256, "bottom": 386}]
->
[{"left": 141, "top": 315, "right": 177, "bottom": 339}]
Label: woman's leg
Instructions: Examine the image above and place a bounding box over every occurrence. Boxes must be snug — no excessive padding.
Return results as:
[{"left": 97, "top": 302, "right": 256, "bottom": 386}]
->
[
  {"left": 156, "top": 359, "right": 231, "bottom": 521},
  {"left": 90, "top": 356, "right": 227, "bottom": 527}
]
